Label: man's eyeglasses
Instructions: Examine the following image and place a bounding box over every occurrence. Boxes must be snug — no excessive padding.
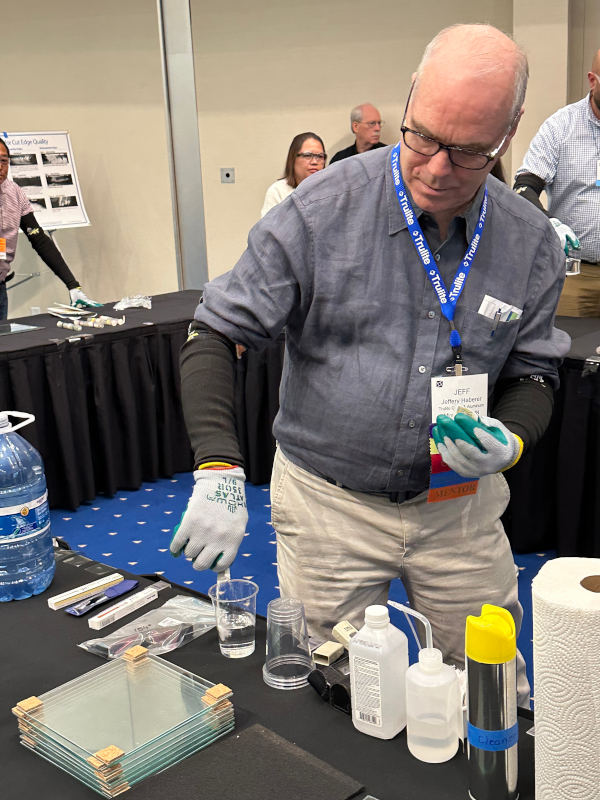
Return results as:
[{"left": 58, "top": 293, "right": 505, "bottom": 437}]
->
[
  {"left": 400, "top": 84, "right": 519, "bottom": 170},
  {"left": 361, "top": 120, "right": 383, "bottom": 128},
  {"left": 296, "top": 152, "right": 327, "bottom": 162}
]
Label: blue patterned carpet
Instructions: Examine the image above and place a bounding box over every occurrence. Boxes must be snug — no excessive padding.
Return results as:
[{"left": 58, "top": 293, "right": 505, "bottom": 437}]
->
[{"left": 50, "top": 474, "right": 553, "bottom": 694}]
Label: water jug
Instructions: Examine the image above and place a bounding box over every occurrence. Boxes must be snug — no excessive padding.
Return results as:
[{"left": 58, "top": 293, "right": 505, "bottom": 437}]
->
[{"left": 0, "top": 411, "right": 55, "bottom": 601}]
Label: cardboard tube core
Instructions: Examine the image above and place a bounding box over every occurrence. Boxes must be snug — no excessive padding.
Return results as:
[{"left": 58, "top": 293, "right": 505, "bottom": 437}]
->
[{"left": 580, "top": 575, "right": 600, "bottom": 593}]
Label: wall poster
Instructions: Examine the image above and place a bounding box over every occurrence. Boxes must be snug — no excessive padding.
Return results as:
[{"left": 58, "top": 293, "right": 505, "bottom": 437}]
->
[{"left": 3, "top": 130, "right": 90, "bottom": 229}]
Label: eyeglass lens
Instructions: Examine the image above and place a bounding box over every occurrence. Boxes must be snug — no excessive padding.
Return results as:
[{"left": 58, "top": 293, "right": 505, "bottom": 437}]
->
[
  {"left": 297, "top": 152, "right": 326, "bottom": 162},
  {"left": 402, "top": 129, "right": 490, "bottom": 170}
]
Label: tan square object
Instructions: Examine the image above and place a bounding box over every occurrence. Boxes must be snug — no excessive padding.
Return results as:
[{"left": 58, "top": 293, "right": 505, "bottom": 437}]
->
[
  {"left": 205, "top": 683, "right": 231, "bottom": 700},
  {"left": 94, "top": 744, "right": 125, "bottom": 765},
  {"left": 122, "top": 645, "right": 148, "bottom": 662}
]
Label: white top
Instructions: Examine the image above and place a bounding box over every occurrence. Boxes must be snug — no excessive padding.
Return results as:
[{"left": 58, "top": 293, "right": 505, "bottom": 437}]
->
[
  {"left": 261, "top": 178, "right": 294, "bottom": 218},
  {"left": 516, "top": 95, "right": 600, "bottom": 262}
]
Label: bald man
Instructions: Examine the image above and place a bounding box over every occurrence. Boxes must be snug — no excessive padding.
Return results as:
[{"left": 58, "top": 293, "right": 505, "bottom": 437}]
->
[
  {"left": 514, "top": 50, "right": 600, "bottom": 316},
  {"left": 329, "top": 103, "right": 386, "bottom": 164},
  {"left": 175, "top": 24, "right": 569, "bottom": 708}
]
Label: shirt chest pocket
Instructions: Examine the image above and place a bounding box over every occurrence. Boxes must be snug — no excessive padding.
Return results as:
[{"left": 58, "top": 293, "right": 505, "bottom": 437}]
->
[{"left": 456, "top": 308, "right": 521, "bottom": 373}]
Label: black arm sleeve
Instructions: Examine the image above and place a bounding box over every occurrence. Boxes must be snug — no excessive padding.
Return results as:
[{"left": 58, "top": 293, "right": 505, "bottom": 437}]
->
[
  {"left": 20, "top": 212, "right": 80, "bottom": 290},
  {"left": 179, "top": 320, "right": 245, "bottom": 470},
  {"left": 512, "top": 172, "right": 548, "bottom": 215},
  {"left": 491, "top": 376, "right": 555, "bottom": 452}
]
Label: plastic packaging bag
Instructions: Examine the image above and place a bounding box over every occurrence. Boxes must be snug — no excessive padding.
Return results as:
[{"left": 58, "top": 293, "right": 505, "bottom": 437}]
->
[
  {"left": 113, "top": 294, "right": 152, "bottom": 310},
  {"left": 78, "top": 595, "right": 215, "bottom": 659}
]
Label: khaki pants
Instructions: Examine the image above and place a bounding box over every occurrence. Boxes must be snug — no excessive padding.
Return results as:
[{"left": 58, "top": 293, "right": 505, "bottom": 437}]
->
[
  {"left": 557, "top": 262, "right": 600, "bottom": 317},
  {"left": 271, "top": 447, "right": 530, "bottom": 706}
]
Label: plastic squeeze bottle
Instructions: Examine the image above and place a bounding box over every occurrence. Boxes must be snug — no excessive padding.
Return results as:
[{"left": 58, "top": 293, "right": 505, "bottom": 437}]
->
[
  {"left": 405, "top": 647, "right": 462, "bottom": 762},
  {"left": 349, "top": 604, "right": 408, "bottom": 739}
]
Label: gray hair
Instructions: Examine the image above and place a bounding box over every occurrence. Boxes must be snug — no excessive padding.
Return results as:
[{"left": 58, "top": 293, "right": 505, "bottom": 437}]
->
[
  {"left": 414, "top": 24, "right": 529, "bottom": 124},
  {"left": 350, "top": 104, "right": 364, "bottom": 131}
]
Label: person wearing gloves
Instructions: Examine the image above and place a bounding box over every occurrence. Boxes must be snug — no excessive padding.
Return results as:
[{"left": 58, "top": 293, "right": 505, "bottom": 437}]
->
[
  {"left": 513, "top": 49, "right": 600, "bottom": 317},
  {"left": 0, "top": 139, "right": 100, "bottom": 320},
  {"left": 172, "top": 24, "right": 570, "bottom": 707}
]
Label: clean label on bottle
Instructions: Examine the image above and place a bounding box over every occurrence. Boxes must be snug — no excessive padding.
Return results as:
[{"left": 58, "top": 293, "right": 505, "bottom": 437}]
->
[
  {"left": 353, "top": 655, "right": 383, "bottom": 727},
  {"left": 0, "top": 491, "right": 50, "bottom": 537}
]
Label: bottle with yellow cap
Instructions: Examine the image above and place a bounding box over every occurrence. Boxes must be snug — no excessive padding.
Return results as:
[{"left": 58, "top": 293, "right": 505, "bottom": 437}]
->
[{"left": 466, "top": 604, "right": 518, "bottom": 800}]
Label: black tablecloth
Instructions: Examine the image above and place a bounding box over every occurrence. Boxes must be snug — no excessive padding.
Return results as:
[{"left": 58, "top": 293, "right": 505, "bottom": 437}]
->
[
  {"left": 0, "top": 291, "right": 281, "bottom": 510},
  {"left": 3, "top": 293, "right": 598, "bottom": 556},
  {"left": 2, "top": 557, "right": 536, "bottom": 800},
  {"left": 503, "top": 317, "right": 600, "bottom": 556}
]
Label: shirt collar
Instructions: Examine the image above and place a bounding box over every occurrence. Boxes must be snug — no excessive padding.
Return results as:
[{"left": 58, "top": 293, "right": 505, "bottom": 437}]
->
[
  {"left": 586, "top": 93, "right": 600, "bottom": 127},
  {"left": 386, "top": 156, "right": 486, "bottom": 241}
]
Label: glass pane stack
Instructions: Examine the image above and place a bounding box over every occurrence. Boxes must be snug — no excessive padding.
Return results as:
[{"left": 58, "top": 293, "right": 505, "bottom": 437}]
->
[{"left": 11, "top": 645, "right": 235, "bottom": 797}]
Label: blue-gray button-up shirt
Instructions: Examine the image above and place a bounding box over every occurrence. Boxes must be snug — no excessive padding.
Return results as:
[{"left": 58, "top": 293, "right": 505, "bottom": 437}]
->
[{"left": 195, "top": 146, "right": 570, "bottom": 493}]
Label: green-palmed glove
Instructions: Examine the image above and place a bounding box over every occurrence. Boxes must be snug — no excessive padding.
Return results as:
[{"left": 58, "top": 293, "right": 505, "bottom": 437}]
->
[
  {"left": 432, "top": 413, "right": 523, "bottom": 478},
  {"left": 549, "top": 218, "right": 580, "bottom": 256},
  {"left": 69, "top": 287, "right": 102, "bottom": 308},
  {"left": 170, "top": 467, "right": 248, "bottom": 572}
]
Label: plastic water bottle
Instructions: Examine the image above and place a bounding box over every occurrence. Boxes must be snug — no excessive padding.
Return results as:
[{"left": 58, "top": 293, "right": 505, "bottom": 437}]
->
[
  {"left": 349, "top": 604, "right": 408, "bottom": 739},
  {"left": 0, "top": 411, "right": 55, "bottom": 601},
  {"left": 405, "top": 647, "right": 462, "bottom": 762}
]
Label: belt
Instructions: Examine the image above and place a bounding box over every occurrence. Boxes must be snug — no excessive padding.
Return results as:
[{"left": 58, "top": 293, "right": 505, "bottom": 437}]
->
[{"left": 325, "top": 476, "right": 424, "bottom": 504}]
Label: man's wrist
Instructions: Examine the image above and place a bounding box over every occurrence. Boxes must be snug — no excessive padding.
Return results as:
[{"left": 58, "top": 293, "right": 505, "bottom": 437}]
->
[
  {"left": 197, "top": 461, "right": 238, "bottom": 471},
  {"left": 500, "top": 434, "right": 524, "bottom": 472}
]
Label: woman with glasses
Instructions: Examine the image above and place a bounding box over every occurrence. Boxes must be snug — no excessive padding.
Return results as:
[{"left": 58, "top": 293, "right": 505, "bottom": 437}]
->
[{"left": 261, "top": 132, "right": 326, "bottom": 217}]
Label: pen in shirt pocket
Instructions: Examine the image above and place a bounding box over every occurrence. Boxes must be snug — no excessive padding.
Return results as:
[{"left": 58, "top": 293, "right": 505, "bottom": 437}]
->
[{"left": 491, "top": 309, "right": 502, "bottom": 337}]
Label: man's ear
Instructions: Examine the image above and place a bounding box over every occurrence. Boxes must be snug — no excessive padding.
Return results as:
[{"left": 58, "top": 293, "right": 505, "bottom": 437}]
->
[
  {"left": 500, "top": 106, "right": 524, "bottom": 156},
  {"left": 351, "top": 120, "right": 359, "bottom": 135}
]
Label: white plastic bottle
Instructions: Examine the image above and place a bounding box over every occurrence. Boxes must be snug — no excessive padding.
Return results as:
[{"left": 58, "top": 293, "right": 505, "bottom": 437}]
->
[
  {"left": 405, "top": 647, "right": 461, "bottom": 762},
  {"left": 349, "top": 604, "right": 408, "bottom": 739}
]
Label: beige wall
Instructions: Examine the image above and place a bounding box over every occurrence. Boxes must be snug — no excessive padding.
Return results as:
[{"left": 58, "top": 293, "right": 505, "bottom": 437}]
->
[
  {"left": 191, "top": 0, "right": 513, "bottom": 279},
  {"left": 511, "top": 0, "right": 570, "bottom": 180},
  {"left": 4, "top": 1, "right": 599, "bottom": 316},
  {"left": 4, "top": 1, "right": 177, "bottom": 319}
]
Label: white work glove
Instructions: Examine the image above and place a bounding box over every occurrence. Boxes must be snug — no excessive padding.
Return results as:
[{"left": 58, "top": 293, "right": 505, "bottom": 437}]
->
[
  {"left": 170, "top": 467, "right": 248, "bottom": 572},
  {"left": 549, "top": 218, "right": 580, "bottom": 255},
  {"left": 431, "top": 413, "right": 523, "bottom": 478},
  {"left": 69, "top": 287, "right": 102, "bottom": 308}
]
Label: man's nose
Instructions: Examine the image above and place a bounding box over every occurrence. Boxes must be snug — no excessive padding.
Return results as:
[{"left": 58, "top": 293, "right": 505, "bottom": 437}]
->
[{"left": 426, "top": 148, "right": 454, "bottom": 176}]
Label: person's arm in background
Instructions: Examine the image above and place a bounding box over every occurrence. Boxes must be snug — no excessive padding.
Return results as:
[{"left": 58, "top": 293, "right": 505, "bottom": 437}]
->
[
  {"left": 19, "top": 212, "right": 101, "bottom": 307},
  {"left": 513, "top": 114, "right": 580, "bottom": 255}
]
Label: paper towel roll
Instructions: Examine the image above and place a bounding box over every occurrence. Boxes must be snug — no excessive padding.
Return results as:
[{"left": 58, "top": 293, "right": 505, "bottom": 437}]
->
[{"left": 532, "top": 557, "right": 600, "bottom": 800}]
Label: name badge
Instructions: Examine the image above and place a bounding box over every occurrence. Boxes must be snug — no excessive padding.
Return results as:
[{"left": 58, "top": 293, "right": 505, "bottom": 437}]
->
[
  {"left": 596, "top": 159, "right": 600, "bottom": 187},
  {"left": 428, "top": 373, "right": 488, "bottom": 503},
  {"left": 0, "top": 238, "right": 6, "bottom": 261},
  {"left": 430, "top": 373, "right": 488, "bottom": 420}
]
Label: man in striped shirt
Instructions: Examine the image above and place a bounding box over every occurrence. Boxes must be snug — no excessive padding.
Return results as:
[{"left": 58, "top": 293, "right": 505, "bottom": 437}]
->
[{"left": 514, "top": 49, "right": 600, "bottom": 317}]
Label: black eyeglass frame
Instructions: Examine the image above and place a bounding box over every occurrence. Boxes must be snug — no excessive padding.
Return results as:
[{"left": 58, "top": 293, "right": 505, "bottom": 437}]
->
[{"left": 400, "top": 83, "right": 520, "bottom": 171}]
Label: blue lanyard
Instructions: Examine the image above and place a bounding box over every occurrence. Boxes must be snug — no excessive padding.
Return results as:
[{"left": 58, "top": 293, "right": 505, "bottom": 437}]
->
[{"left": 390, "top": 142, "right": 488, "bottom": 370}]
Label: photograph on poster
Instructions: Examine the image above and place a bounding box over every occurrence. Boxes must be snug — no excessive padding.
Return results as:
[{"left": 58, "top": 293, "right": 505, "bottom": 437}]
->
[
  {"left": 50, "top": 195, "right": 78, "bottom": 208},
  {"left": 10, "top": 153, "right": 37, "bottom": 166},
  {"left": 42, "top": 152, "right": 69, "bottom": 165}
]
